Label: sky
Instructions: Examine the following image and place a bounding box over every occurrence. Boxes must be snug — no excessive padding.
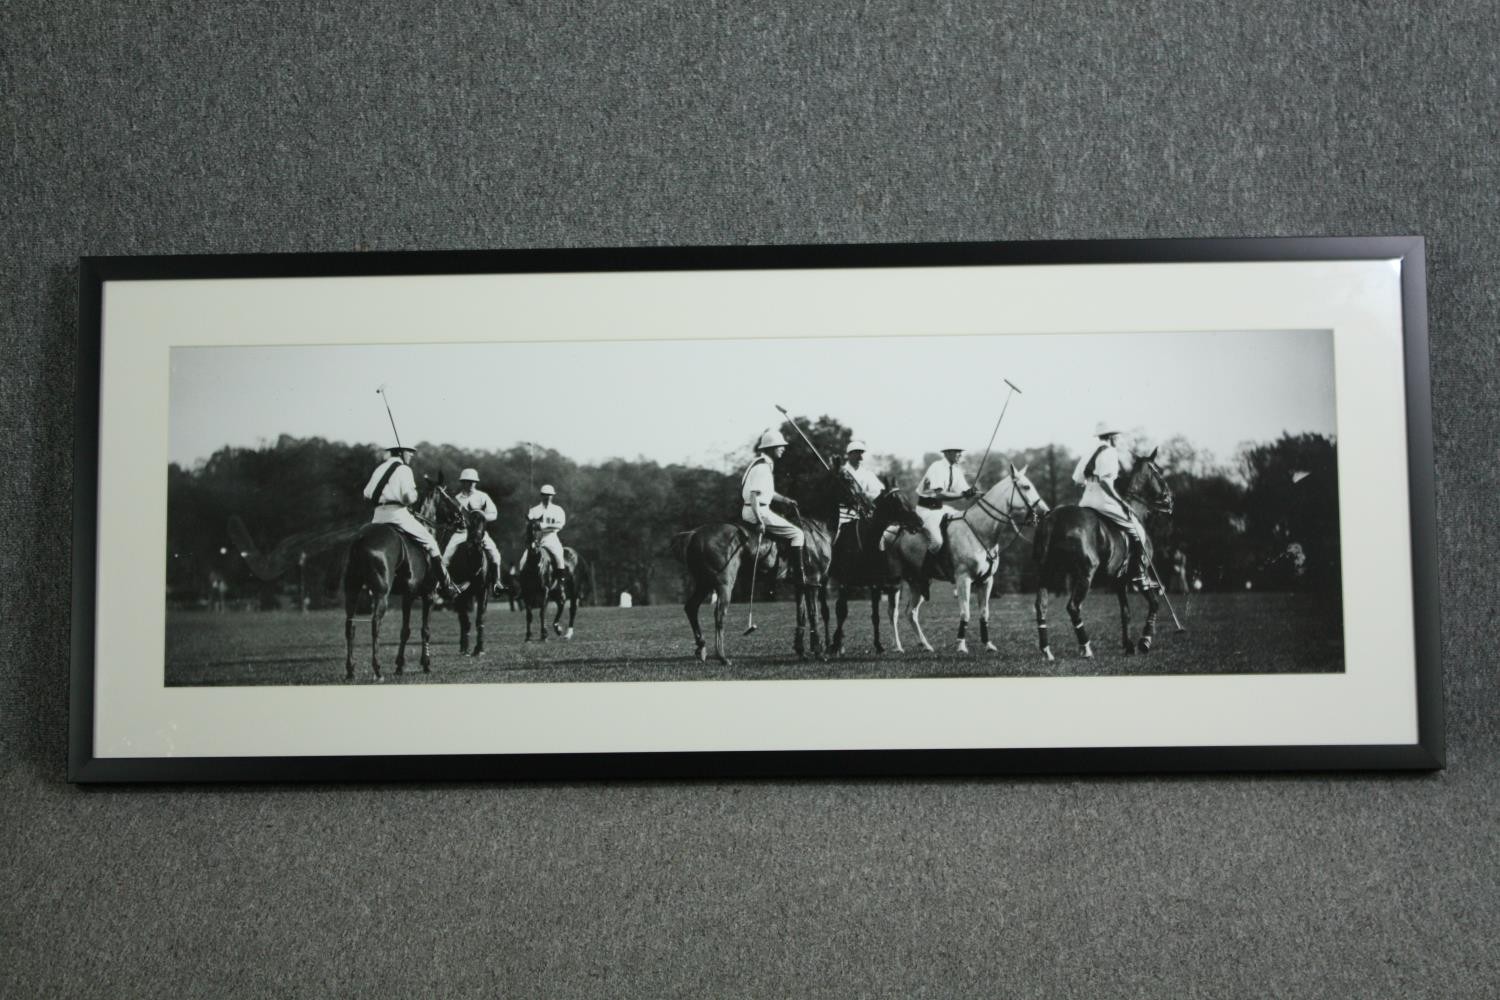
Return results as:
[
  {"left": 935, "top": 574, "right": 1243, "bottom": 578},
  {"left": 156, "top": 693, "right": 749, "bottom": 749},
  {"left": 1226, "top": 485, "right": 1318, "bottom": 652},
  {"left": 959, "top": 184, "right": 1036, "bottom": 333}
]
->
[{"left": 169, "top": 328, "right": 1336, "bottom": 471}]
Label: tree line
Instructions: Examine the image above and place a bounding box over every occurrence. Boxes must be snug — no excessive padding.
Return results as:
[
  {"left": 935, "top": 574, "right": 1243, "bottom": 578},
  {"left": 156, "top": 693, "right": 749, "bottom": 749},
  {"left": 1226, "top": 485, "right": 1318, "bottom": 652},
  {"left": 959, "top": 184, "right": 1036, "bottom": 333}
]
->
[{"left": 167, "top": 419, "right": 1340, "bottom": 609}]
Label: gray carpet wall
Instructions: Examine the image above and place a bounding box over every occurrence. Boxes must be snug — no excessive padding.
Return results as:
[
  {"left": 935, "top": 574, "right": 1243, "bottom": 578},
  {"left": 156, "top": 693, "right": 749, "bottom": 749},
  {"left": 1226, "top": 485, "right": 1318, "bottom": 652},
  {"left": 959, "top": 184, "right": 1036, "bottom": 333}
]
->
[{"left": 3, "top": 3, "right": 1495, "bottom": 997}]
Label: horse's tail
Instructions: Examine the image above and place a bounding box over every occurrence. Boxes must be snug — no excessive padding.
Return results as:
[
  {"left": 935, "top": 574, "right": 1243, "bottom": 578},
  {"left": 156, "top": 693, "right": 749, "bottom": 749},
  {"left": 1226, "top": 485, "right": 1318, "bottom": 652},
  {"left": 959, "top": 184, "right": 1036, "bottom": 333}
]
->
[{"left": 663, "top": 530, "right": 696, "bottom": 563}]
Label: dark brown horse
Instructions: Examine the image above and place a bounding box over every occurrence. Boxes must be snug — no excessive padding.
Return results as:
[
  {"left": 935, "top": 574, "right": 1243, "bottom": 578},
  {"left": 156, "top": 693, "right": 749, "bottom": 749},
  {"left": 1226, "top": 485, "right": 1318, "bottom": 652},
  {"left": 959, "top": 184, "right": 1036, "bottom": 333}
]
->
[
  {"left": 828, "top": 485, "right": 926, "bottom": 655},
  {"left": 673, "top": 523, "right": 772, "bottom": 665},
  {"left": 448, "top": 506, "right": 498, "bottom": 656},
  {"left": 1033, "top": 449, "right": 1174, "bottom": 659},
  {"left": 342, "top": 481, "right": 462, "bottom": 680},
  {"left": 673, "top": 508, "right": 831, "bottom": 664},
  {"left": 517, "top": 520, "right": 582, "bottom": 641}
]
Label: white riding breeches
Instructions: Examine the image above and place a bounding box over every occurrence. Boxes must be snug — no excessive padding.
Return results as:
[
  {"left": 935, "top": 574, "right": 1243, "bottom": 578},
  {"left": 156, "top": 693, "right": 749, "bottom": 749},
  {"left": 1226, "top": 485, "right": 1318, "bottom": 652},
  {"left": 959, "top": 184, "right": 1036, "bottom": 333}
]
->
[
  {"left": 741, "top": 506, "right": 804, "bottom": 547},
  {"left": 916, "top": 506, "right": 960, "bottom": 552},
  {"left": 520, "top": 533, "right": 567, "bottom": 573},
  {"left": 371, "top": 506, "right": 442, "bottom": 558},
  {"left": 443, "top": 532, "right": 502, "bottom": 571},
  {"left": 1080, "top": 499, "right": 1147, "bottom": 545}
]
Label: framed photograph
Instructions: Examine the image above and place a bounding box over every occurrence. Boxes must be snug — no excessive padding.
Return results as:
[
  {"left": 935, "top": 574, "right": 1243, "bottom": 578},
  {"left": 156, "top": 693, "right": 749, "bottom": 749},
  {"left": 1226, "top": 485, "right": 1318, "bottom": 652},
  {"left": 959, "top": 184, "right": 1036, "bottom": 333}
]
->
[{"left": 70, "top": 237, "right": 1442, "bottom": 782}]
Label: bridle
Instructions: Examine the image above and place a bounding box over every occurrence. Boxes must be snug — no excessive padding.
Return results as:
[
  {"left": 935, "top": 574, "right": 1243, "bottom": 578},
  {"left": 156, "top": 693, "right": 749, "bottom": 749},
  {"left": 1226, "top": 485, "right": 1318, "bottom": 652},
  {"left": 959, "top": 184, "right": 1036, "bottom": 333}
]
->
[
  {"left": 411, "top": 484, "right": 464, "bottom": 534},
  {"left": 1122, "top": 461, "right": 1174, "bottom": 516},
  {"left": 963, "top": 477, "right": 1048, "bottom": 539}
]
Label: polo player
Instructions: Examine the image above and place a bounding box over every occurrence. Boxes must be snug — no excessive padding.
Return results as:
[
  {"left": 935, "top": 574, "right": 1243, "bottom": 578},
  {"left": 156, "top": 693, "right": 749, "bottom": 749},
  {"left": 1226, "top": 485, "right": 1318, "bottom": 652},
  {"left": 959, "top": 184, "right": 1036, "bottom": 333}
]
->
[
  {"left": 518, "top": 484, "right": 574, "bottom": 588},
  {"left": 836, "top": 439, "right": 883, "bottom": 540},
  {"left": 442, "top": 467, "right": 505, "bottom": 595},
  {"left": 915, "top": 446, "right": 978, "bottom": 552},
  {"left": 1074, "top": 421, "right": 1160, "bottom": 592},
  {"left": 741, "top": 428, "right": 809, "bottom": 580},
  {"left": 362, "top": 445, "right": 458, "bottom": 594}
]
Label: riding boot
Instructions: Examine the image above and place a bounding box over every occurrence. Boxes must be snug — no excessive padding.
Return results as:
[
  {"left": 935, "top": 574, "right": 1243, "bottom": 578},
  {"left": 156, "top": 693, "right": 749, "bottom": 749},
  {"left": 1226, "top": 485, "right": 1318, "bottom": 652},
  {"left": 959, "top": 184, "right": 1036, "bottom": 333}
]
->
[
  {"left": 1127, "top": 539, "right": 1159, "bottom": 593},
  {"left": 434, "top": 560, "right": 460, "bottom": 599}
]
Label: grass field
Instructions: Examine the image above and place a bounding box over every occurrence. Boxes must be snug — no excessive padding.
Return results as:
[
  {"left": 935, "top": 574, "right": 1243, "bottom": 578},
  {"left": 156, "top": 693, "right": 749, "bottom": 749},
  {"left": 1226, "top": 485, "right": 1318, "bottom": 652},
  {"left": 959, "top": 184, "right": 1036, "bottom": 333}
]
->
[{"left": 165, "top": 590, "right": 1344, "bottom": 686}]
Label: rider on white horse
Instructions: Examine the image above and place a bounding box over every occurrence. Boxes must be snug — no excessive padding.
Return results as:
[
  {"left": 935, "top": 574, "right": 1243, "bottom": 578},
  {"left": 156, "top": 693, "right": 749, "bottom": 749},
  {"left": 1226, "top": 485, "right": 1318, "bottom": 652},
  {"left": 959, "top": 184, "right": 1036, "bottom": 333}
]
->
[
  {"left": 836, "top": 439, "right": 884, "bottom": 540},
  {"left": 915, "top": 447, "right": 978, "bottom": 552},
  {"left": 517, "top": 484, "right": 574, "bottom": 588},
  {"left": 741, "top": 428, "right": 809, "bottom": 580},
  {"left": 1073, "top": 422, "right": 1160, "bottom": 592},
  {"left": 361, "top": 444, "right": 458, "bottom": 594},
  {"left": 442, "top": 467, "right": 505, "bottom": 594}
]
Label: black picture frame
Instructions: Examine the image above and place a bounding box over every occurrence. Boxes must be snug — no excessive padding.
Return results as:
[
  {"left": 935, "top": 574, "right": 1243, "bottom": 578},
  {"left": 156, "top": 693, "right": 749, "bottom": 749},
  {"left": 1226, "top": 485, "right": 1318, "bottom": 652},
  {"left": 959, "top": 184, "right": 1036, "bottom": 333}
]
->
[{"left": 70, "top": 236, "right": 1443, "bottom": 782}]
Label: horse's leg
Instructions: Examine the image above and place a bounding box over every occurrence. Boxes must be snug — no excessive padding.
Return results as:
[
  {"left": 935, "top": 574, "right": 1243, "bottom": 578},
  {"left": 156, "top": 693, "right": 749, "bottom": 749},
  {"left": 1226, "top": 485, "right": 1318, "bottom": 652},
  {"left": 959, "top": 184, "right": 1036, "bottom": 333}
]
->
[
  {"left": 792, "top": 583, "right": 806, "bottom": 659},
  {"left": 890, "top": 584, "right": 904, "bottom": 654},
  {"left": 524, "top": 605, "right": 533, "bottom": 642},
  {"left": 685, "top": 582, "right": 709, "bottom": 661},
  {"left": 818, "top": 586, "right": 831, "bottom": 650},
  {"left": 344, "top": 590, "right": 359, "bottom": 680},
  {"left": 565, "top": 586, "right": 577, "bottom": 640},
  {"left": 979, "top": 573, "right": 999, "bottom": 653},
  {"left": 1067, "top": 573, "right": 1093, "bottom": 659},
  {"left": 395, "top": 593, "right": 414, "bottom": 674},
  {"left": 908, "top": 580, "right": 935, "bottom": 653},
  {"left": 1117, "top": 582, "right": 1135, "bottom": 655},
  {"left": 457, "top": 599, "right": 471, "bottom": 655},
  {"left": 473, "top": 591, "right": 486, "bottom": 656},
  {"left": 1137, "top": 588, "right": 1160, "bottom": 654},
  {"left": 419, "top": 595, "right": 433, "bottom": 672},
  {"left": 1036, "top": 582, "right": 1055, "bottom": 662},
  {"left": 370, "top": 593, "right": 387, "bottom": 679},
  {"left": 831, "top": 586, "right": 848, "bottom": 656},
  {"left": 954, "top": 575, "right": 972, "bottom": 654},
  {"left": 713, "top": 581, "right": 732, "bottom": 665}
]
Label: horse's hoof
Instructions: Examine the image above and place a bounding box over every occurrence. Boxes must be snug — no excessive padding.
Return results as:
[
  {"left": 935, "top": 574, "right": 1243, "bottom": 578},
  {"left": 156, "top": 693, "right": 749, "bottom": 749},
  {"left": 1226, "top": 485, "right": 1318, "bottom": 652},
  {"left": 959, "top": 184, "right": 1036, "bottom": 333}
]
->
[
  {"left": 472, "top": 647, "right": 485, "bottom": 658},
  {"left": 1042, "top": 647, "right": 1055, "bottom": 661},
  {"left": 1082, "top": 642, "right": 1094, "bottom": 659},
  {"left": 956, "top": 640, "right": 970, "bottom": 654},
  {"left": 920, "top": 642, "right": 935, "bottom": 653},
  {"left": 984, "top": 642, "right": 999, "bottom": 653},
  {"left": 459, "top": 645, "right": 469, "bottom": 655},
  {"left": 565, "top": 628, "right": 574, "bottom": 640},
  {"left": 553, "top": 623, "right": 563, "bottom": 635},
  {"left": 1123, "top": 643, "right": 1136, "bottom": 657},
  {"left": 716, "top": 656, "right": 732, "bottom": 666},
  {"left": 1137, "top": 638, "right": 1153, "bottom": 655}
]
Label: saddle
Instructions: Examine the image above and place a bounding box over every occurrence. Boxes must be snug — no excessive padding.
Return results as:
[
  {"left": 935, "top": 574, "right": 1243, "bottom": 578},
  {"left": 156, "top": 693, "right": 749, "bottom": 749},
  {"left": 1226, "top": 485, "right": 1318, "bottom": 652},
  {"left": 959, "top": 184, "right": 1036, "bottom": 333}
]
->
[{"left": 921, "top": 516, "right": 999, "bottom": 584}]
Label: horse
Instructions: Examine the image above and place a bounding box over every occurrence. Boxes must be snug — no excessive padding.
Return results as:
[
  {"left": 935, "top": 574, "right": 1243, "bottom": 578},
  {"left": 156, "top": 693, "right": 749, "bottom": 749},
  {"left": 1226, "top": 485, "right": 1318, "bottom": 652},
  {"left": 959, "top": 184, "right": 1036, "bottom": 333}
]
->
[
  {"left": 672, "top": 523, "right": 773, "bottom": 665},
  {"left": 1032, "top": 448, "right": 1174, "bottom": 659},
  {"left": 827, "top": 485, "right": 926, "bottom": 655},
  {"left": 448, "top": 506, "right": 499, "bottom": 656},
  {"left": 517, "top": 520, "right": 582, "bottom": 641},
  {"left": 342, "top": 480, "right": 463, "bottom": 680},
  {"left": 883, "top": 465, "right": 1050, "bottom": 654},
  {"left": 673, "top": 501, "right": 831, "bottom": 664}
]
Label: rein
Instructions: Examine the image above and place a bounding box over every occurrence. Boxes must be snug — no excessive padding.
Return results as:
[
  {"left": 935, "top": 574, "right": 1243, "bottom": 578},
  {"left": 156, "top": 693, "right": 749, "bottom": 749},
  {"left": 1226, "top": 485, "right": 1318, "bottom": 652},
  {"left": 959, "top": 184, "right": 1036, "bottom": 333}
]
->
[{"left": 959, "top": 481, "right": 1045, "bottom": 544}]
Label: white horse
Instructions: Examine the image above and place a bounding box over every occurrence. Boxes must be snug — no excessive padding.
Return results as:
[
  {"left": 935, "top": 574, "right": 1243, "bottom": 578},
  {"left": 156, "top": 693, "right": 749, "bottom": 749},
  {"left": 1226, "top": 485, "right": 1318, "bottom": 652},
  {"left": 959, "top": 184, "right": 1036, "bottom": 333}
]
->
[{"left": 886, "top": 464, "right": 1050, "bottom": 654}]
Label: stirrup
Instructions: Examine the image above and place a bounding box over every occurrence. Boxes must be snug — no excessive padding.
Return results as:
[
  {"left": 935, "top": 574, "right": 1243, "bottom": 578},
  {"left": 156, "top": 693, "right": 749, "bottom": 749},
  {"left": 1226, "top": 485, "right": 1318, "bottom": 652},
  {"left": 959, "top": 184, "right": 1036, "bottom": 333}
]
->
[{"left": 1130, "top": 575, "right": 1160, "bottom": 593}]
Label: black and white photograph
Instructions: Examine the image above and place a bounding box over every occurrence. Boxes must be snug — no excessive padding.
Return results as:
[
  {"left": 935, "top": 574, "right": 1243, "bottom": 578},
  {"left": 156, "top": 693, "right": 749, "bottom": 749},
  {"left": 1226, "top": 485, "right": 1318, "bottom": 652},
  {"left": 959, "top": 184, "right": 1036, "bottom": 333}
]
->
[
  {"left": 73, "top": 241, "right": 1437, "bottom": 776},
  {"left": 165, "top": 327, "right": 1343, "bottom": 686}
]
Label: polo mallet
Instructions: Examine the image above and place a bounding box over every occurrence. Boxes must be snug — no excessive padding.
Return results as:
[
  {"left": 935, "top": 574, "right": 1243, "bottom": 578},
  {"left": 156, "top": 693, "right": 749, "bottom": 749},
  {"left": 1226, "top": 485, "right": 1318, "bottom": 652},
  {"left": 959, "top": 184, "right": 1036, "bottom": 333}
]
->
[
  {"left": 973, "top": 378, "right": 1022, "bottom": 487},
  {"left": 742, "top": 526, "right": 765, "bottom": 635},
  {"left": 774, "top": 404, "right": 831, "bottom": 471},
  {"left": 376, "top": 385, "right": 403, "bottom": 449}
]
